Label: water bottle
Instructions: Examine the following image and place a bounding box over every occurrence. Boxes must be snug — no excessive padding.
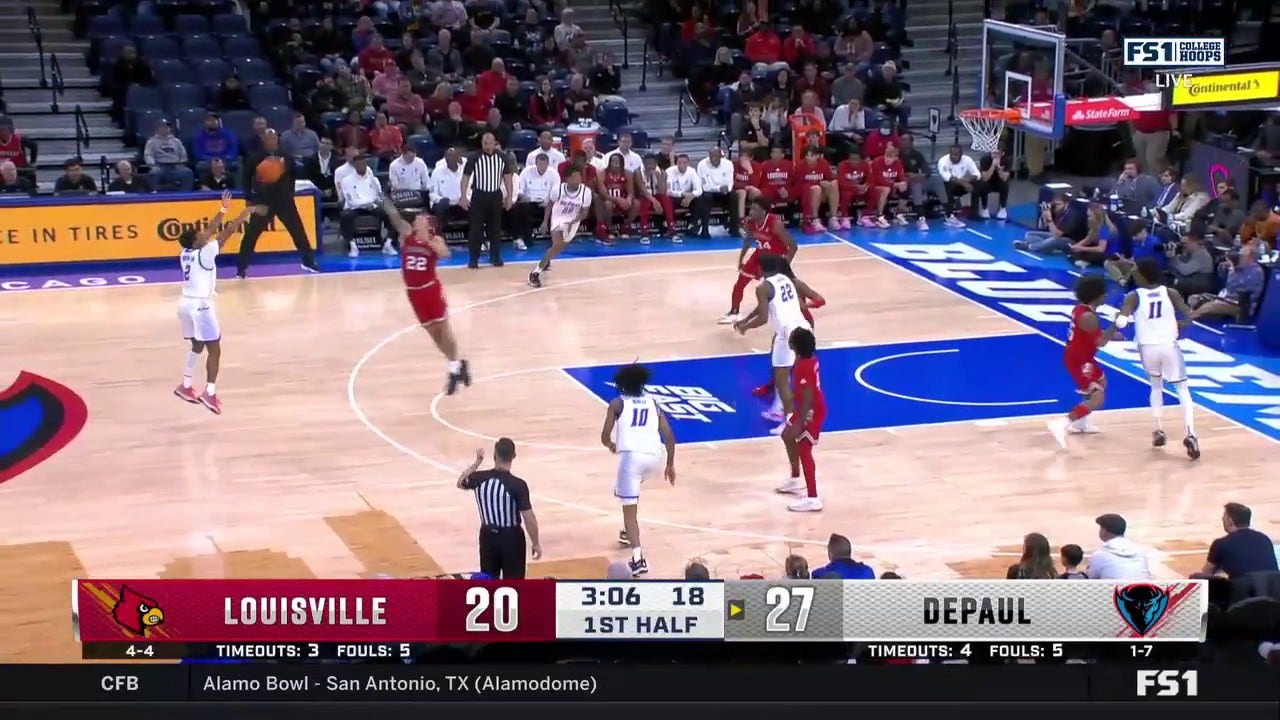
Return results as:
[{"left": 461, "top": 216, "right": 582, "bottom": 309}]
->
[{"left": 1109, "top": 193, "right": 1120, "bottom": 213}]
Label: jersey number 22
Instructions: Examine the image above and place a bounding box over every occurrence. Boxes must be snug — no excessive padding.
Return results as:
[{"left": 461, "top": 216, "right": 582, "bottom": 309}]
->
[{"left": 779, "top": 284, "right": 794, "bottom": 302}]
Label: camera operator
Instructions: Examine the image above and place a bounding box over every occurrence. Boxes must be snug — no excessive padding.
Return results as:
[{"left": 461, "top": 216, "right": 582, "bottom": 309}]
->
[
  {"left": 1168, "top": 233, "right": 1216, "bottom": 297},
  {"left": 1188, "top": 245, "right": 1266, "bottom": 321}
]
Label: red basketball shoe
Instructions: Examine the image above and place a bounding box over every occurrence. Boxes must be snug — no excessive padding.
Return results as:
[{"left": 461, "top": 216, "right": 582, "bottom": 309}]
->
[{"left": 198, "top": 391, "right": 222, "bottom": 415}]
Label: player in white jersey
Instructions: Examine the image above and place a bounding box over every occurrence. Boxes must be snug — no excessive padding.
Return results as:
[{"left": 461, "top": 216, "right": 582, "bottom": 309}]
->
[
  {"left": 173, "top": 191, "right": 256, "bottom": 415},
  {"left": 733, "top": 254, "right": 822, "bottom": 434},
  {"left": 528, "top": 167, "right": 594, "bottom": 288},
  {"left": 599, "top": 363, "right": 676, "bottom": 577},
  {"left": 1115, "top": 257, "right": 1199, "bottom": 458}
]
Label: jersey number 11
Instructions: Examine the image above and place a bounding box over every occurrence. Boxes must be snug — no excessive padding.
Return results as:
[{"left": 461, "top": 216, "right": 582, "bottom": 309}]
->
[{"left": 1148, "top": 301, "right": 1163, "bottom": 319}]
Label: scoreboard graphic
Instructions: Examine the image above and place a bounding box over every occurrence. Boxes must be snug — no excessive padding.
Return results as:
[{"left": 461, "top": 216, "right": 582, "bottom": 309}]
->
[{"left": 74, "top": 579, "right": 1206, "bottom": 660}]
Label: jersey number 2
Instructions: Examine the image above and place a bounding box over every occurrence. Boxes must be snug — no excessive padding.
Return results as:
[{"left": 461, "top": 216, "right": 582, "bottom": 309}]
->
[
  {"left": 630, "top": 408, "right": 649, "bottom": 427},
  {"left": 779, "top": 284, "right": 794, "bottom": 302},
  {"left": 182, "top": 264, "right": 191, "bottom": 281},
  {"left": 1147, "top": 301, "right": 1163, "bottom": 319}
]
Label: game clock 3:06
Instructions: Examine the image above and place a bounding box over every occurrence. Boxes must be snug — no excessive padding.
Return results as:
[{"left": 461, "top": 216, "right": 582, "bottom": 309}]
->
[{"left": 577, "top": 585, "right": 706, "bottom": 606}]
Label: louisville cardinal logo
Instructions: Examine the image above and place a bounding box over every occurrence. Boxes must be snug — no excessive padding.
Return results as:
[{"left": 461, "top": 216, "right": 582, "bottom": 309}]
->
[
  {"left": 0, "top": 372, "right": 88, "bottom": 484},
  {"left": 111, "top": 586, "right": 166, "bottom": 636}
]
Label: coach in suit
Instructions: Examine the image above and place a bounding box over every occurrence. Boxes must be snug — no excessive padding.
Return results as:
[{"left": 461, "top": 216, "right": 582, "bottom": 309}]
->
[
  {"left": 304, "top": 137, "right": 345, "bottom": 205},
  {"left": 239, "top": 129, "right": 320, "bottom": 277}
]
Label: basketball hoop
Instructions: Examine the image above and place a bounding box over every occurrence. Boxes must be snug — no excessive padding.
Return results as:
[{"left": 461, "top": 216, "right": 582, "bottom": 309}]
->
[{"left": 958, "top": 108, "right": 1022, "bottom": 154}]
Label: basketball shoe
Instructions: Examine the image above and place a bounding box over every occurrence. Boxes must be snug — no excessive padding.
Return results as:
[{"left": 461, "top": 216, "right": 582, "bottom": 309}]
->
[
  {"left": 198, "top": 391, "right": 222, "bottom": 415},
  {"left": 174, "top": 385, "right": 199, "bottom": 403}
]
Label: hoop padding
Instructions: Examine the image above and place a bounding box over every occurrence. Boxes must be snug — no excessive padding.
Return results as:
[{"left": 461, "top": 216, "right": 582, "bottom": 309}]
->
[{"left": 959, "top": 109, "right": 1020, "bottom": 154}]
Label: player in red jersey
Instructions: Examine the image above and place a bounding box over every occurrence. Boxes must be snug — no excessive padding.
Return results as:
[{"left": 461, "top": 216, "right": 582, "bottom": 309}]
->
[
  {"left": 720, "top": 196, "right": 798, "bottom": 324},
  {"left": 596, "top": 153, "right": 638, "bottom": 241},
  {"left": 384, "top": 200, "right": 472, "bottom": 395},
  {"left": 732, "top": 152, "right": 760, "bottom": 225},
  {"left": 777, "top": 326, "right": 826, "bottom": 512},
  {"left": 836, "top": 148, "right": 889, "bottom": 229},
  {"left": 791, "top": 145, "right": 839, "bottom": 233},
  {"left": 635, "top": 154, "right": 675, "bottom": 240},
  {"left": 754, "top": 146, "right": 794, "bottom": 208},
  {"left": 1049, "top": 274, "right": 1118, "bottom": 448},
  {"left": 868, "top": 144, "right": 909, "bottom": 228}
]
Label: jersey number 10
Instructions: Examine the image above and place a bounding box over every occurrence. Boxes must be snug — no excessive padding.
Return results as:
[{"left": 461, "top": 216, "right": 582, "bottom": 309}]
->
[{"left": 630, "top": 408, "right": 650, "bottom": 426}]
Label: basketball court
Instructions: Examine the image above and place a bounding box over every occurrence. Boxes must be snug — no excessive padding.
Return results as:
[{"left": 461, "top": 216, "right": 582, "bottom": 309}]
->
[{"left": 2, "top": 218, "right": 1276, "bottom": 662}]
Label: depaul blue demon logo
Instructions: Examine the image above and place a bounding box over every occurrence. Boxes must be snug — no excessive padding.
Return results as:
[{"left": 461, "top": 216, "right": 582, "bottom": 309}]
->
[
  {"left": 1114, "top": 583, "right": 1171, "bottom": 637},
  {"left": 0, "top": 372, "right": 88, "bottom": 484}
]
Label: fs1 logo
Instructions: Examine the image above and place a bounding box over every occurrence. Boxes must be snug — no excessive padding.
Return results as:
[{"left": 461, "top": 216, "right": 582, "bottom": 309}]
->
[
  {"left": 1123, "top": 38, "right": 1225, "bottom": 68},
  {"left": 1136, "top": 670, "right": 1199, "bottom": 697}
]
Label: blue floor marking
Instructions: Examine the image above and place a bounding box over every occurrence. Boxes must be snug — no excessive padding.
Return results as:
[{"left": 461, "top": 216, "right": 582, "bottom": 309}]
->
[
  {"left": 832, "top": 221, "right": 1280, "bottom": 442},
  {"left": 563, "top": 333, "right": 1157, "bottom": 445}
]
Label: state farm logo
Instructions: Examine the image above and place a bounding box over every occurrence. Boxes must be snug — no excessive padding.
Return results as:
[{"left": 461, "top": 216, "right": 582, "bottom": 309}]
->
[{"left": 1066, "top": 99, "right": 1137, "bottom": 125}]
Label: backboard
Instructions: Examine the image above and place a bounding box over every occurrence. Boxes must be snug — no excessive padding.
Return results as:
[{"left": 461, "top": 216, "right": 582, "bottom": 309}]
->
[{"left": 980, "top": 19, "right": 1067, "bottom": 140}]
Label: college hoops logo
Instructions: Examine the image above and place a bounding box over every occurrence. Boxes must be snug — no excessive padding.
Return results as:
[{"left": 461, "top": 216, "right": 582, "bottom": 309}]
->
[
  {"left": 1114, "top": 583, "right": 1171, "bottom": 636},
  {"left": 0, "top": 371, "right": 89, "bottom": 484},
  {"left": 111, "top": 585, "right": 166, "bottom": 636}
]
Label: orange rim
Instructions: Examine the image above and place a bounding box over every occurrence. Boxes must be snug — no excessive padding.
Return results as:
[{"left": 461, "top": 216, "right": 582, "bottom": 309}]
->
[{"left": 959, "top": 108, "right": 1023, "bottom": 124}]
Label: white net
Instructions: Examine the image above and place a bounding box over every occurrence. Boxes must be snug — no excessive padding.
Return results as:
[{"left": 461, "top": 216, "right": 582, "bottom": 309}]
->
[{"left": 958, "top": 112, "right": 1009, "bottom": 154}]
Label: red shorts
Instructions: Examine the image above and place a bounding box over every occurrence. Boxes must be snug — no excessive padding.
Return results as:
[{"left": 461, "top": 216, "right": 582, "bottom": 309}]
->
[
  {"left": 787, "top": 409, "right": 826, "bottom": 444},
  {"left": 407, "top": 284, "right": 447, "bottom": 326},
  {"left": 838, "top": 186, "right": 866, "bottom": 203},
  {"left": 740, "top": 249, "right": 763, "bottom": 279},
  {"left": 1066, "top": 358, "right": 1105, "bottom": 394},
  {"left": 758, "top": 186, "right": 791, "bottom": 205}
]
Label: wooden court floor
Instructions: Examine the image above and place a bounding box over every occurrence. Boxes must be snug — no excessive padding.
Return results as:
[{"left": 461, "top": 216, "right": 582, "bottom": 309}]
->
[{"left": 0, "top": 241, "right": 1275, "bottom": 661}]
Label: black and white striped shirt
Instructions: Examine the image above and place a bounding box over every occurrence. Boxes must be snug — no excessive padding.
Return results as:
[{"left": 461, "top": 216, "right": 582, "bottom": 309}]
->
[
  {"left": 461, "top": 469, "right": 531, "bottom": 528},
  {"left": 464, "top": 149, "right": 515, "bottom": 193}
]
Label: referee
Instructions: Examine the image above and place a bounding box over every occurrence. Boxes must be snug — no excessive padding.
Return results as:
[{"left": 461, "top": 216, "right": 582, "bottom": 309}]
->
[
  {"left": 457, "top": 438, "right": 542, "bottom": 578},
  {"left": 460, "top": 132, "right": 514, "bottom": 269},
  {"left": 238, "top": 129, "right": 319, "bottom": 278}
]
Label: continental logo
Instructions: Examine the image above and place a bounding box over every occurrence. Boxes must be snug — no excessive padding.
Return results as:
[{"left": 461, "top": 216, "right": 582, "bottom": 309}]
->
[
  {"left": 156, "top": 216, "right": 272, "bottom": 241},
  {"left": 1169, "top": 69, "right": 1280, "bottom": 107}
]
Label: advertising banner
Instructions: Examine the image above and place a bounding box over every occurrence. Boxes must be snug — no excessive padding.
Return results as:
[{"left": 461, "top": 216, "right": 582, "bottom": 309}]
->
[
  {"left": 0, "top": 189, "right": 319, "bottom": 267},
  {"left": 1166, "top": 64, "right": 1280, "bottom": 110}
]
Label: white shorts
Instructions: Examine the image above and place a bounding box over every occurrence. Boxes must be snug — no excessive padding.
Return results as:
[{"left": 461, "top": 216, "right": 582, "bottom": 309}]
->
[
  {"left": 614, "top": 451, "right": 664, "bottom": 506},
  {"left": 178, "top": 297, "right": 221, "bottom": 342},
  {"left": 551, "top": 219, "right": 581, "bottom": 241},
  {"left": 1139, "top": 342, "right": 1186, "bottom": 382},
  {"left": 771, "top": 331, "right": 796, "bottom": 368}
]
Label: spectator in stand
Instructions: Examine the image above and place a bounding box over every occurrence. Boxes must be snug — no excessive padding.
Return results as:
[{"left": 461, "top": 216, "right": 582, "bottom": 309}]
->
[
  {"left": 693, "top": 48, "right": 739, "bottom": 110},
  {"left": 1068, "top": 202, "right": 1114, "bottom": 268},
  {"left": 1110, "top": 158, "right": 1161, "bottom": 208},
  {"left": 736, "top": 1, "right": 763, "bottom": 37},
  {"left": 724, "top": 72, "right": 765, "bottom": 140},
  {"left": 897, "top": 133, "right": 947, "bottom": 231},
  {"left": 0, "top": 118, "right": 37, "bottom": 180},
  {"left": 680, "top": 5, "right": 706, "bottom": 42},
  {"left": 243, "top": 115, "right": 270, "bottom": 158},
  {"left": 337, "top": 154, "right": 393, "bottom": 258},
  {"left": 274, "top": 29, "right": 309, "bottom": 72},
  {"left": 684, "top": 561, "right": 711, "bottom": 581},
  {"left": 529, "top": 78, "right": 565, "bottom": 131},
  {"left": 107, "top": 160, "right": 147, "bottom": 193},
  {"left": 666, "top": 154, "right": 704, "bottom": 241},
  {"left": 434, "top": 101, "right": 478, "bottom": 147},
  {"left": 359, "top": 35, "right": 398, "bottom": 79},
  {"left": 405, "top": 51, "right": 439, "bottom": 96},
  {"left": 1197, "top": 503, "right": 1279, "bottom": 578},
  {"left": 432, "top": 0, "right": 469, "bottom": 31},
  {"left": 782, "top": 26, "right": 814, "bottom": 68},
  {"left": 835, "top": 19, "right": 875, "bottom": 72},
  {"left": 1201, "top": 189, "right": 1246, "bottom": 247},
  {"left": 811, "top": 41, "right": 838, "bottom": 80},
  {"left": 389, "top": 146, "right": 431, "bottom": 202},
  {"left": 0, "top": 160, "right": 34, "bottom": 194},
  {"left": 109, "top": 45, "right": 153, "bottom": 119},
  {"left": 1168, "top": 233, "right": 1215, "bottom": 297},
  {"left": 1129, "top": 79, "right": 1179, "bottom": 176},
  {"left": 304, "top": 137, "right": 343, "bottom": 203},
  {"left": 863, "top": 123, "right": 898, "bottom": 159},
  {"left": 334, "top": 64, "right": 373, "bottom": 112},
  {"left": 1240, "top": 200, "right": 1280, "bottom": 251},
  {"left": 1188, "top": 244, "right": 1266, "bottom": 321},
  {"left": 280, "top": 113, "right": 321, "bottom": 163},
  {"left": 792, "top": 63, "right": 829, "bottom": 108},
  {"left": 1155, "top": 176, "right": 1209, "bottom": 228},
  {"left": 745, "top": 24, "right": 784, "bottom": 68},
  {"left": 864, "top": 61, "right": 907, "bottom": 126},
  {"left": 53, "top": 158, "right": 97, "bottom": 194},
  {"left": 200, "top": 156, "right": 236, "bottom": 190},
  {"left": 1006, "top": 533, "right": 1057, "bottom": 579},
  {"left": 428, "top": 29, "right": 465, "bottom": 80},
  {"left": 784, "top": 554, "right": 810, "bottom": 579},
  {"left": 792, "top": 90, "right": 827, "bottom": 133},
  {"left": 305, "top": 76, "right": 349, "bottom": 120},
  {"left": 1058, "top": 545, "right": 1088, "bottom": 579},
  {"left": 394, "top": 31, "right": 418, "bottom": 71},
  {"left": 481, "top": 108, "right": 513, "bottom": 149},
  {"left": 192, "top": 113, "right": 240, "bottom": 166},
  {"left": 349, "top": 15, "right": 376, "bottom": 51},
  {"left": 810, "top": 533, "right": 874, "bottom": 579},
  {"left": 458, "top": 81, "right": 492, "bottom": 124},
  {"left": 696, "top": 146, "right": 737, "bottom": 236},
  {"left": 1149, "top": 164, "right": 1179, "bottom": 212},
  {"left": 512, "top": 152, "right": 556, "bottom": 249},
  {"left": 423, "top": 83, "right": 453, "bottom": 124},
  {"left": 564, "top": 74, "right": 596, "bottom": 123},
  {"left": 1087, "top": 514, "right": 1151, "bottom": 580},
  {"left": 1251, "top": 112, "right": 1280, "bottom": 167},
  {"left": 494, "top": 77, "right": 526, "bottom": 127},
  {"left": 310, "top": 17, "right": 346, "bottom": 73},
  {"left": 476, "top": 58, "right": 508, "bottom": 103},
  {"left": 384, "top": 79, "right": 426, "bottom": 132},
  {"left": 590, "top": 51, "right": 622, "bottom": 98},
  {"left": 830, "top": 64, "right": 866, "bottom": 108},
  {"left": 936, "top": 143, "right": 980, "bottom": 228},
  {"left": 371, "top": 66, "right": 403, "bottom": 103},
  {"left": 554, "top": 8, "right": 585, "bottom": 55},
  {"left": 976, "top": 147, "right": 1012, "bottom": 219},
  {"left": 336, "top": 110, "right": 373, "bottom": 155},
  {"left": 370, "top": 111, "right": 405, "bottom": 167},
  {"left": 429, "top": 146, "right": 467, "bottom": 231},
  {"left": 828, "top": 96, "right": 868, "bottom": 156},
  {"left": 144, "top": 120, "right": 194, "bottom": 191},
  {"left": 526, "top": 131, "right": 566, "bottom": 167},
  {"left": 215, "top": 76, "right": 251, "bottom": 111}
]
